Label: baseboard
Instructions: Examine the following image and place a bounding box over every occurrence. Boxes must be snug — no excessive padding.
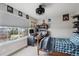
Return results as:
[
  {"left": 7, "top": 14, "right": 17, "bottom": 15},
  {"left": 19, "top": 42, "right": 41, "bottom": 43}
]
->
[{"left": 8, "top": 45, "right": 28, "bottom": 56}]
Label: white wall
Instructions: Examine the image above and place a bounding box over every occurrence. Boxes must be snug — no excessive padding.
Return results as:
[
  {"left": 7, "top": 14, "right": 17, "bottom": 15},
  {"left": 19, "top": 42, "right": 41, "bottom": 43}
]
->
[
  {"left": 50, "top": 14, "right": 75, "bottom": 38},
  {"left": 37, "top": 13, "right": 75, "bottom": 38},
  {"left": 50, "top": 8, "right": 79, "bottom": 38},
  {"left": 0, "top": 11, "right": 29, "bottom": 28},
  {"left": 0, "top": 36, "right": 27, "bottom": 56},
  {"left": 0, "top": 3, "right": 38, "bottom": 28},
  {"left": 37, "top": 14, "right": 74, "bottom": 38}
]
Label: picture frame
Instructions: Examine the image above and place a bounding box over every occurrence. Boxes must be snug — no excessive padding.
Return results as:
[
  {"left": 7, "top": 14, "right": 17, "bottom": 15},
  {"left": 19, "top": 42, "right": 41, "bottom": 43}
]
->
[
  {"left": 7, "top": 5, "right": 13, "bottom": 13},
  {"left": 18, "top": 11, "right": 23, "bottom": 17},
  {"left": 63, "top": 14, "right": 69, "bottom": 21},
  {"left": 26, "top": 15, "right": 29, "bottom": 19}
]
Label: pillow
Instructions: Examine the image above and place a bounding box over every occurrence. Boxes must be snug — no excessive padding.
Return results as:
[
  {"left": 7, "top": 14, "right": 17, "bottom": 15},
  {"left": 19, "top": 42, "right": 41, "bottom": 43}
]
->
[{"left": 70, "top": 33, "right": 79, "bottom": 45}]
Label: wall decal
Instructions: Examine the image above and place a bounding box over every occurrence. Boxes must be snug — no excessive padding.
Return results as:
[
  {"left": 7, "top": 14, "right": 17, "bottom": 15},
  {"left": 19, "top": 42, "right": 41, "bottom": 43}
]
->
[
  {"left": 7, "top": 5, "right": 13, "bottom": 13},
  {"left": 63, "top": 14, "right": 69, "bottom": 21}
]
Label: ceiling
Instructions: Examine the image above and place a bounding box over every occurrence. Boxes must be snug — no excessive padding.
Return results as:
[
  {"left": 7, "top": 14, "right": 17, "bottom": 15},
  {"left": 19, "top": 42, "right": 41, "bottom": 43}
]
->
[{"left": 6, "top": 3, "right": 79, "bottom": 21}]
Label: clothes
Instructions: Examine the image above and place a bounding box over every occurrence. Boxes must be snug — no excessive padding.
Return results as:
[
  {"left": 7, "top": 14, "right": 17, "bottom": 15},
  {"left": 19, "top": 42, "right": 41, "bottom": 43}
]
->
[
  {"left": 39, "top": 36, "right": 53, "bottom": 52},
  {"left": 27, "top": 35, "right": 35, "bottom": 46}
]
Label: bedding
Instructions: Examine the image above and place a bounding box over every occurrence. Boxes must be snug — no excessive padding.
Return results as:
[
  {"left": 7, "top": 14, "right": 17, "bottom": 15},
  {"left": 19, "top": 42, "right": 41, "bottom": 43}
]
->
[
  {"left": 70, "top": 33, "right": 79, "bottom": 45},
  {"left": 54, "top": 39, "right": 76, "bottom": 56},
  {"left": 39, "top": 36, "right": 54, "bottom": 52},
  {"left": 39, "top": 33, "right": 79, "bottom": 56}
]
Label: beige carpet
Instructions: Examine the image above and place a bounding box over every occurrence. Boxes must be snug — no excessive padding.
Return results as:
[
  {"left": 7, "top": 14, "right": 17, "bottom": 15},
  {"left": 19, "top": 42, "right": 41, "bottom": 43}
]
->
[{"left": 12, "top": 46, "right": 47, "bottom": 56}]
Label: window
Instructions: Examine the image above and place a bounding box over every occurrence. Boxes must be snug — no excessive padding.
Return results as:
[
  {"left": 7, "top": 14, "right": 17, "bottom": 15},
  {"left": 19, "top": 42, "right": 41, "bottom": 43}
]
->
[{"left": 0, "top": 26, "right": 28, "bottom": 43}]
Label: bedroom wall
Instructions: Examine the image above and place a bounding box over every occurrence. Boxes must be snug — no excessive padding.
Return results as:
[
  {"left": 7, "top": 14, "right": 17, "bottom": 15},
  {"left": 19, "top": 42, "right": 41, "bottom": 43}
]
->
[
  {"left": 37, "top": 15, "right": 74, "bottom": 38},
  {"left": 49, "top": 13, "right": 77, "bottom": 38},
  {"left": 0, "top": 3, "right": 38, "bottom": 28},
  {"left": 37, "top": 13, "right": 75, "bottom": 38},
  {"left": 50, "top": 8, "right": 79, "bottom": 38},
  {"left": 37, "top": 4, "right": 79, "bottom": 38}
]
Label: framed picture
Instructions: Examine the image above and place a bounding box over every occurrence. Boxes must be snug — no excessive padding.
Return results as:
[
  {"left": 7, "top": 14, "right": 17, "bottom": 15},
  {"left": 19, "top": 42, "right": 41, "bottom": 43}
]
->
[
  {"left": 63, "top": 14, "right": 69, "bottom": 21},
  {"left": 26, "top": 15, "right": 29, "bottom": 19},
  {"left": 18, "top": 11, "right": 23, "bottom": 16},
  {"left": 7, "top": 5, "right": 13, "bottom": 13}
]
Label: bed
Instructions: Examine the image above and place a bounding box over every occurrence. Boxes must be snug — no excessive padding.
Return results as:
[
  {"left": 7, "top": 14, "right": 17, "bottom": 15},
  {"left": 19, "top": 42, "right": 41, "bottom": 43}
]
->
[{"left": 38, "top": 33, "right": 79, "bottom": 56}]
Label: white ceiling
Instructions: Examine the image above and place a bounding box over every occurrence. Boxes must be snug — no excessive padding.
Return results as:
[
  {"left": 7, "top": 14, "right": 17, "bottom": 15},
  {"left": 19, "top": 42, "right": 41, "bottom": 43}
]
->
[{"left": 6, "top": 3, "right": 79, "bottom": 21}]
